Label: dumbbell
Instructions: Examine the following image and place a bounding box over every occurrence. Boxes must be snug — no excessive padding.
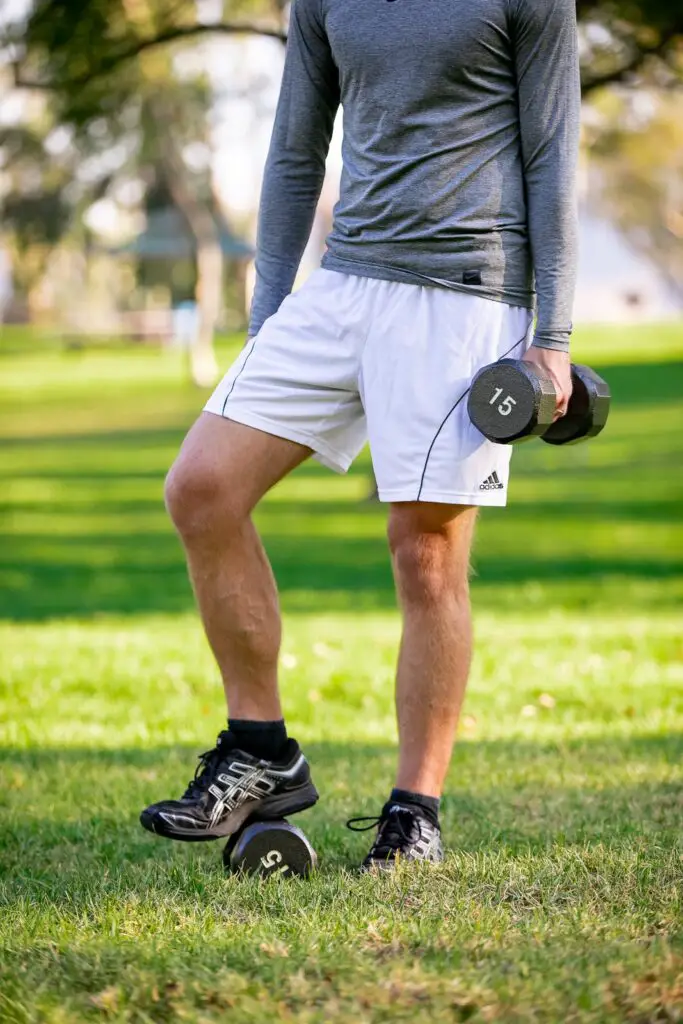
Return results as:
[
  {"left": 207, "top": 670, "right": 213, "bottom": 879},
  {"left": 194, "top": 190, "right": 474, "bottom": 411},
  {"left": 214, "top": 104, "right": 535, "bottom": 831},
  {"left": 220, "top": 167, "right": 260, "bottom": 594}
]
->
[
  {"left": 223, "top": 818, "right": 317, "bottom": 878},
  {"left": 468, "top": 359, "right": 611, "bottom": 445}
]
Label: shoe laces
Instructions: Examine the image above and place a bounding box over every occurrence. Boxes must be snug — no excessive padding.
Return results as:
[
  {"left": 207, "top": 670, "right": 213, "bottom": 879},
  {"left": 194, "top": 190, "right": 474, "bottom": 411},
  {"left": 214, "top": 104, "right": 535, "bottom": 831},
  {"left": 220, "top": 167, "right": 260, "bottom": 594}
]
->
[
  {"left": 182, "top": 730, "right": 233, "bottom": 800},
  {"left": 347, "top": 805, "right": 422, "bottom": 859}
]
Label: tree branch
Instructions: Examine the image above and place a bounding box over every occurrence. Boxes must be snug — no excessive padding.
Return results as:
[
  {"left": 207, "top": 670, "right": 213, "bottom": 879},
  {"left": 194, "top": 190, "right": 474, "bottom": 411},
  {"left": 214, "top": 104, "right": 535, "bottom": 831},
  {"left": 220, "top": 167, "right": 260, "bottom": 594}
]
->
[
  {"left": 114, "top": 19, "right": 288, "bottom": 59},
  {"left": 581, "top": 31, "right": 679, "bottom": 95},
  {"left": 12, "top": 20, "right": 287, "bottom": 91},
  {"left": 11, "top": 12, "right": 680, "bottom": 96}
]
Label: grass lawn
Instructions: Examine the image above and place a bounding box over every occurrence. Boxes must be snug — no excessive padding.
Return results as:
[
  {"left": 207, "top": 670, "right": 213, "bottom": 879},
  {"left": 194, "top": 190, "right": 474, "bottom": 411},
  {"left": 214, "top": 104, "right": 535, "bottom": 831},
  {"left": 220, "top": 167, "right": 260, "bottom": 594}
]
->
[{"left": 0, "top": 323, "right": 682, "bottom": 1023}]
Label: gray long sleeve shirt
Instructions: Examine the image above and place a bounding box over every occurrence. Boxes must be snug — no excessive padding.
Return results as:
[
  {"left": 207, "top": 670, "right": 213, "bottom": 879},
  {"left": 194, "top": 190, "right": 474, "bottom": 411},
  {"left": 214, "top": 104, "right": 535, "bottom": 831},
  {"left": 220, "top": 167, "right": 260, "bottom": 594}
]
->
[{"left": 250, "top": 0, "right": 581, "bottom": 351}]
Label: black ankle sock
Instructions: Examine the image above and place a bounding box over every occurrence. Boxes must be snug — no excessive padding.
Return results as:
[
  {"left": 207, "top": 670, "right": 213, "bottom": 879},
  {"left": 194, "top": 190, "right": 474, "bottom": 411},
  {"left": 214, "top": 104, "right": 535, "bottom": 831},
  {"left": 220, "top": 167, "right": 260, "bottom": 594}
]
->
[
  {"left": 389, "top": 788, "right": 440, "bottom": 828},
  {"left": 228, "top": 719, "right": 288, "bottom": 762}
]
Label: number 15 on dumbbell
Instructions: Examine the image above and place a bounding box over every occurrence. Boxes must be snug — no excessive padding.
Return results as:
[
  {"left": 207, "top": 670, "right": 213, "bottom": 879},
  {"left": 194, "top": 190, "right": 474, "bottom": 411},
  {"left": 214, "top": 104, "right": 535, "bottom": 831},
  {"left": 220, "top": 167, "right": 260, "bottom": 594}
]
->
[{"left": 467, "top": 359, "right": 611, "bottom": 445}]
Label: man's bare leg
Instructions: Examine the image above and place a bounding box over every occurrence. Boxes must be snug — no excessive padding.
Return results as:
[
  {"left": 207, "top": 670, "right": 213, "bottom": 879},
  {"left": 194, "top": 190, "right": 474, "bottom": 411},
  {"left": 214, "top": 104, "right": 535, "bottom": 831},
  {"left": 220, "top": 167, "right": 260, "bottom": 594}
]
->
[
  {"left": 388, "top": 502, "right": 478, "bottom": 798},
  {"left": 140, "top": 414, "right": 319, "bottom": 842},
  {"left": 165, "top": 412, "right": 310, "bottom": 720}
]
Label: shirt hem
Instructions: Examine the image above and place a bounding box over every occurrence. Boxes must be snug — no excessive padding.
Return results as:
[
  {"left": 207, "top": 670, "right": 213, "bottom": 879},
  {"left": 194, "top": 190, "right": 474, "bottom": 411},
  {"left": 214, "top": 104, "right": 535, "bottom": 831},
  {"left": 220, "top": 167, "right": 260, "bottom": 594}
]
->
[{"left": 322, "top": 251, "right": 534, "bottom": 312}]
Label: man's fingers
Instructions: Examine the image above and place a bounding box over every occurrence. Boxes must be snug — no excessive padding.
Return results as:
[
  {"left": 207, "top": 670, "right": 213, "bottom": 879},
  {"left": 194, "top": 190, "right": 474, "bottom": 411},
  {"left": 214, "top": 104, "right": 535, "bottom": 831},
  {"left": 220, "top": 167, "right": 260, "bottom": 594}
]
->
[
  {"left": 523, "top": 356, "right": 573, "bottom": 424},
  {"left": 550, "top": 375, "right": 572, "bottom": 422},
  {"left": 552, "top": 389, "right": 571, "bottom": 422}
]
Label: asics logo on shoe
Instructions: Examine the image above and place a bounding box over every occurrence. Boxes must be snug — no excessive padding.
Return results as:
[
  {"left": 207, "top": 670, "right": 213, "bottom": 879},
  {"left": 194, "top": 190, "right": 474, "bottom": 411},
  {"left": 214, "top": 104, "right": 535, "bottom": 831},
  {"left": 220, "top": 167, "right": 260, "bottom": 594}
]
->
[
  {"left": 411, "top": 825, "right": 442, "bottom": 860},
  {"left": 479, "top": 471, "right": 504, "bottom": 491},
  {"left": 207, "top": 762, "right": 277, "bottom": 826},
  {"left": 159, "top": 812, "right": 205, "bottom": 830}
]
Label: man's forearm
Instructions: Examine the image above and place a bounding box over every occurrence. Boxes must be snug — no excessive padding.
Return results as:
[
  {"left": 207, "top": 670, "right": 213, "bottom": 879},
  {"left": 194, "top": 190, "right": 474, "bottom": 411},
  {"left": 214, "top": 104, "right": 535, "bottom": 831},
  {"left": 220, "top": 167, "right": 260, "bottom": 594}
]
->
[
  {"left": 248, "top": 0, "right": 339, "bottom": 337},
  {"left": 514, "top": 0, "right": 581, "bottom": 353},
  {"left": 526, "top": 180, "right": 579, "bottom": 353},
  {"left": 249, "top": 154, "right": 329, "bottom": 337}
]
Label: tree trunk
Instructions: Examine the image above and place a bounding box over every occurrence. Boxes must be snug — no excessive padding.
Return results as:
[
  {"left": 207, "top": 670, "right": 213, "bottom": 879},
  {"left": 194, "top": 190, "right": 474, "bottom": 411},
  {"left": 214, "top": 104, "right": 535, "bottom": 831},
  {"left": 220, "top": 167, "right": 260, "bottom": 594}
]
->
[
  {"left": 151, "top": 94, "right": 223, "bottom": 386},
  {"left": 164, "top": 168, "right": 223, "bottom": 386},
  {"left": 193, "top": 239, "right": 222, "bottom": 386}
]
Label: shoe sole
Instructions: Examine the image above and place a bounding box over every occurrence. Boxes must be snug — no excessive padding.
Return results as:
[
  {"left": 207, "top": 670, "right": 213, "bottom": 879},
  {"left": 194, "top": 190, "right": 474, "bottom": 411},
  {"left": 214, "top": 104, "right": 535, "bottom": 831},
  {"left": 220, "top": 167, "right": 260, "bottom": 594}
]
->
[
  {"left": 361, "top": 854, "right": 444, "bottom": 873},
  {"left": 140, "top": 782, "right": 319, "bottom": 843}
]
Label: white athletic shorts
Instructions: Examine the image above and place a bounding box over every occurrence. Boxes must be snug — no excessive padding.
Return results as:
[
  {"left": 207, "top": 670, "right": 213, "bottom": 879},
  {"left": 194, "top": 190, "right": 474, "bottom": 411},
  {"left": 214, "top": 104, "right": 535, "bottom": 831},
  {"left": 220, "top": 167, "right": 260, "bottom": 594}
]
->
[{"left": 205, "top": 269, "right": 533, "bottom": 506}]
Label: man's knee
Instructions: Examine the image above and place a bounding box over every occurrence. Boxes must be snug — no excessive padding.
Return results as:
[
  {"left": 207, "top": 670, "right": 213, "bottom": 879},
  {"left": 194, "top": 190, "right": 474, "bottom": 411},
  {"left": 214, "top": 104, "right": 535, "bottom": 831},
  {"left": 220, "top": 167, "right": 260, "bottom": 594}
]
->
[
  {"left": 165, "top": 453, "right": 246, "bottom": 541},
  {"left": 387, "top": 506, "right": 474, "bottom": 605}
]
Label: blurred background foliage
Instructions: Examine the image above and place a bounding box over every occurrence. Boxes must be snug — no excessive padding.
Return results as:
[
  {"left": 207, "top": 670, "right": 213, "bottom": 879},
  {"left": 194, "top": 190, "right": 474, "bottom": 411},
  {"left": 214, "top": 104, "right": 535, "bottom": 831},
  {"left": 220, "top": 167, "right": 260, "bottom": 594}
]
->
[
  {"left": 9, "top": 1, "right": 681, "bottom": 102},
  {"left": 589, "top": 90, "right": 683, "bottom": 300},
  {"left": 0, "top": 0, "right": 681, "bottom": 378}
]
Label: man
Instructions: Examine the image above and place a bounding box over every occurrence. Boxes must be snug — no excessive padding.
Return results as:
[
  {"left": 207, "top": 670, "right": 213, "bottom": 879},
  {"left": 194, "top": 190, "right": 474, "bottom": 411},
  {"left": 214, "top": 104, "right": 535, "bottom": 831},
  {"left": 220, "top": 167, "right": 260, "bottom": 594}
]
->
[{"left": 141, "top": 0, "right": 580, "bottom": 869}]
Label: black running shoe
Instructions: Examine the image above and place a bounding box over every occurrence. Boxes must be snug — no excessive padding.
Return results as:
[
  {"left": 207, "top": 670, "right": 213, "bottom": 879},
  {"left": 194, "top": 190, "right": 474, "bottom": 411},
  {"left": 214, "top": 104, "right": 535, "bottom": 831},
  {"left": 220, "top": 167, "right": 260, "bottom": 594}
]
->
[
  {"left": 347, "top": 801, "right": 444, "bottom": 871},
  {"left": 140, "top": 731, "right": 318, "bottom": 841}
]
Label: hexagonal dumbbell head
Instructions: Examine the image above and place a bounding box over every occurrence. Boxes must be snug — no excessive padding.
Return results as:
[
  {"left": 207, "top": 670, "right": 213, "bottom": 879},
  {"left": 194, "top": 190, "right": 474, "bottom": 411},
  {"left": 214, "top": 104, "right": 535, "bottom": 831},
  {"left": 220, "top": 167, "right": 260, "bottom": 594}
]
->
[
  {"left": 542, "top": 364, "right": 611, "bottom": 446},
  {"left": 468, "top": 358, "right": 557, "bottom": 444}
]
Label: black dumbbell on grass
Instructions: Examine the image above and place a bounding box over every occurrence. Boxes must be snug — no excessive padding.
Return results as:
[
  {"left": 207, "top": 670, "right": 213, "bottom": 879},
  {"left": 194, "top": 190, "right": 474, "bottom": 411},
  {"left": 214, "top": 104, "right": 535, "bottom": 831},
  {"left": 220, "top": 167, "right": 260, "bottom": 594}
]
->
[
  {"left": 223, "top": 818, "right": 317, "bottom": 878},
  {"left": 468, "top": 359, "right": 611, "bottom": 445}
]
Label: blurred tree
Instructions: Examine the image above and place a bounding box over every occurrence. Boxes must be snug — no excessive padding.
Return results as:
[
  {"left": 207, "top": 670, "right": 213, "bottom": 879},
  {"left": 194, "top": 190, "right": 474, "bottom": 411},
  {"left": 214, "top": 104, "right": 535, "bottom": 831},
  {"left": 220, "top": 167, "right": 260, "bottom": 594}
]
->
[
  {"left": 0, "top": 75, "right": 226, "bottom": 382},
  {"left": 0, "top": 114, "right": 106, "bottom": 302},
  {"left": 1, "top": 1, "right": 267, "bottom": 382},
  {"left": 587, "top": 90, "right": 683, "bottom": 299},
  {"left": 578, "top": 1, "right": 682, "bottom": 93}
]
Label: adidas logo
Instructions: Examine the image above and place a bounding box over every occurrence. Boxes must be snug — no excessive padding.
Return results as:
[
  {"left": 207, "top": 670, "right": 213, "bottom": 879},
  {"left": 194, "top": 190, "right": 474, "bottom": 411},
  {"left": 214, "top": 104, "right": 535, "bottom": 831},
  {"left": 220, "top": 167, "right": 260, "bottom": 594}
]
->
[{"left": 479, "top": 471, "right": 504, "bottom": 491}]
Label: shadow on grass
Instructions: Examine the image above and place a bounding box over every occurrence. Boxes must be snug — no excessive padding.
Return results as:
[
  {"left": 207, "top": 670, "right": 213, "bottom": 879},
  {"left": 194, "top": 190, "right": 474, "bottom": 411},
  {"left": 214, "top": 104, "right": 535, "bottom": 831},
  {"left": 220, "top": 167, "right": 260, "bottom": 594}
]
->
[
  {"left": 593, "top": 359, "right": 683, "bottom": 407},
  {"left": 1, "top": 733, "right": 681, "bottom": 890},
  {"left": 1, "top": 359, "right": 682, "bottom": 621},
  {"left": 3, "top": 732, "right": 681, "bottom": 772},
  {"left": 3, "top": 526, "right": 682, "bottom": 621}
]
